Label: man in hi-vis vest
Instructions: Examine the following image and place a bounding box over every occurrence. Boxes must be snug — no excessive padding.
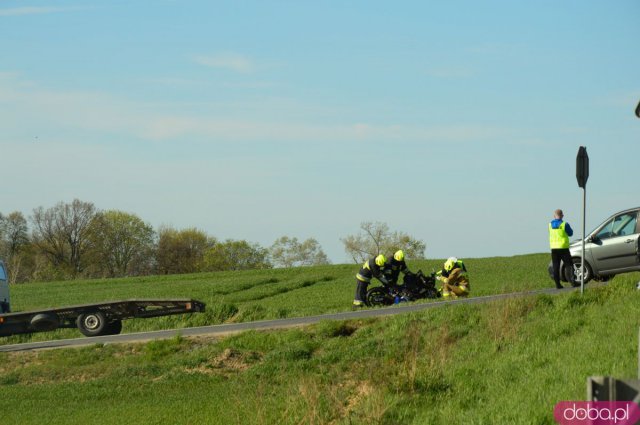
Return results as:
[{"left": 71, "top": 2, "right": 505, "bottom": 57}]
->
[{"left": 549, "top": 209, "right": 576, "bottom": 289}]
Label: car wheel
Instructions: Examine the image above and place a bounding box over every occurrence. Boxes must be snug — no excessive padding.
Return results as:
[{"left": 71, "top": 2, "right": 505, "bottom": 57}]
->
[{"left": 565, "top": 258, "right": 593, "bottom": 284}]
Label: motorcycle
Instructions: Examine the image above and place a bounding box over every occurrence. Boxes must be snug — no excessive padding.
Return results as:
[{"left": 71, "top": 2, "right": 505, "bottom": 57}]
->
[{"left": 365, "top": 270, "right": 441, "bottom": 307}]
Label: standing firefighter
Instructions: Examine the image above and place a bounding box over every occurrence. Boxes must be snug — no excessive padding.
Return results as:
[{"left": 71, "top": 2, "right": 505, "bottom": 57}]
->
[
  {"left": 353, "top": 254, "right": 389, "bottom": 307},
  {"left": 436, "top": 257, "right": 470, "bottom": 298},
  {"left": 385, "top": 250, "right": 414, "bottom": 285},
  {"left": 549, "top": 209, "right": 576, "bottom": 289}
]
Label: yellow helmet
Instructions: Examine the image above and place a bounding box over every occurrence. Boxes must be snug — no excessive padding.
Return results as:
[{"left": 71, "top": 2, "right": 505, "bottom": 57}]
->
[
  {"left": 444, "top": 257, "right": 458, "bottom": 272},
  {"left": 394, "top": 250, "right": 405, "bottom": 262},
  {"left": 375, "top": 254, "right": 387, "bottom": 267}
]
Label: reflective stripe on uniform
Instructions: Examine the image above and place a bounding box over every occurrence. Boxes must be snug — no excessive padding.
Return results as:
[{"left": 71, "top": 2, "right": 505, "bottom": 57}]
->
[
  {"left": 357, "top": 259, "right": 373, "bottom": 282},
  {"left": 356, "top": 273, "right": 371, "bottom": 282}
]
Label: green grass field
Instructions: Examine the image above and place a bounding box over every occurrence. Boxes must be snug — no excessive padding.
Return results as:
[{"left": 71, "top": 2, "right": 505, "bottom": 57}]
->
[
  {"left": 2, "top": 254, "right": 639, "bottom": 424},
  {"left": 4, "top": 254, "right": 550, "bottom": 344}
]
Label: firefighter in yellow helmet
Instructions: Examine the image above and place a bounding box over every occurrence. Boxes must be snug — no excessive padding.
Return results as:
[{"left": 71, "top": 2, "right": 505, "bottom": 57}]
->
[
  {"left": 436, "top": 257, "right": 470, "bottom": 298},
  {"left": 384, "top": 250, "right": 414, "bottom": 285},
  {"left": 353, "top": 254, "right": 389, "bottom": 307}
]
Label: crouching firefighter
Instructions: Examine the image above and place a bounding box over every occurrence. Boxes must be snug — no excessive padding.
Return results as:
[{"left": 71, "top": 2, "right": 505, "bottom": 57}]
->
[
  {"left": 436, "top": 257, "right": 470, "bottom": 299},
  {"left": 353, "top": 254, "right": 389, "bottom": 307}
]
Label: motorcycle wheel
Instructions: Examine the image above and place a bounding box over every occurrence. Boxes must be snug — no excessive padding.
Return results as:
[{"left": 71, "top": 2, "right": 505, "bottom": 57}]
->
[
  {"left": 425, "top": 288, "right": 440, "bottom": 299},
  {"left": 366, "top": 287, "right": 393, "bottom": 307}
]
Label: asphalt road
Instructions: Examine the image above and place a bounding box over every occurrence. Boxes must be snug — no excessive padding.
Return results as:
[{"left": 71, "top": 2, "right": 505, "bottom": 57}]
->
[{"left": 0, "top": 285, "right": 584, "bottom": 353}]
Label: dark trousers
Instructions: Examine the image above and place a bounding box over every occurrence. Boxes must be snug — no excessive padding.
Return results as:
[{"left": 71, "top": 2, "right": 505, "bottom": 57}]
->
[
  {"left": 551, "top": 248, "right": 575, "bottom": 287},
  {"left": 354, "top": 280, "right": 369, "bottom": 302}
]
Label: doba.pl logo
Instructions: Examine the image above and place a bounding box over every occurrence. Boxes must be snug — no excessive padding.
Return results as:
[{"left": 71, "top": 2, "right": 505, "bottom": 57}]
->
[{"left": 554, "top": 401, "right": 640, "bottom": 424}]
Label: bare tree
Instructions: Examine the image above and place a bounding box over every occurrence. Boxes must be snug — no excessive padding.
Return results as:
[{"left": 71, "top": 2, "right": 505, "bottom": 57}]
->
[
  {"left": 341, "top": 221, "right": 426, "bottom": 263},
  {"left": 0, "top": 211, "right": 31, "bottom": 283},
  {"left": 31, "top": 206, "right": 66, "bottom": 267},
  {"left": 204, "top": 239, "right": 272, "bottom": 271},
  {"left": 31, "top": 199, "right": 97, "bottom": 276},
  {"left": 269, "top": 236, "right": 330, "bottom": 268},
  {"left": 0, "top": 212, "right": 29, "bottom": 257}
]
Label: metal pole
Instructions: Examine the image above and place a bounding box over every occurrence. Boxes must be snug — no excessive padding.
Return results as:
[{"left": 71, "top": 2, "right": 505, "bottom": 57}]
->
[
  {"left": 576, "top": 146, "right": 588, "bottom": 295},
  {"left": 581, "top": 187, "right": 586, "bottom": 294}
]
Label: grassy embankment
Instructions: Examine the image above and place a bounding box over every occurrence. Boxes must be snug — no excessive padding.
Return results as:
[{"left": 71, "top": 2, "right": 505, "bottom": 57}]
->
[
  {"left": 4, "top": 254, "right": 550, "bottom": 345},
  {"left": 2, "top": 254, "right": 639, "bottom": 424}
]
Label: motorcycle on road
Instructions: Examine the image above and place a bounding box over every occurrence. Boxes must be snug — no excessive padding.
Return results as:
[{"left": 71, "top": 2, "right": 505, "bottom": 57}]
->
[{"left": 366, "top": 270, "right": 441, "bottom": 307}]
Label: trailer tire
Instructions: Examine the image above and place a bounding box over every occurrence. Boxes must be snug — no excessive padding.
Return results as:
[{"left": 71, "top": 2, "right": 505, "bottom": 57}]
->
[
  {"left": 105, "top": 319, "right": 123, "bottom": 335},
  {"left": 30, "top": 313, "right": 59, "bottom": 332},
  {"left": 76, "top": 311, "right": 109, "bottom": 337}
]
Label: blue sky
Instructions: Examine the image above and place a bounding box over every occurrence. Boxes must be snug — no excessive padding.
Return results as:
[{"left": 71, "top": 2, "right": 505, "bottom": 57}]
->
[{"left": 1, "top": 1, "right": 639, "bottom": 263}]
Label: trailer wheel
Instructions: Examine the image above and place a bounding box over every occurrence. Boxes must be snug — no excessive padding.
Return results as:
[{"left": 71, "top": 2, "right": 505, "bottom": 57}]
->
[
  {"left": 105, "top": 319, "right": 123, "bottom": 335},
  {"left": 30, "top": 313, "right": 59, "bottom": 332},
  {"left": 76, "top": 311, "right": 109, "bottom": 337}
]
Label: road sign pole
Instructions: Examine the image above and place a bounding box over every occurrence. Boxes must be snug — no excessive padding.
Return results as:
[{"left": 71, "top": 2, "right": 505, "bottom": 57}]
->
[
  {"left": 576, "top": 146, "right": 589, "bottom": 295},
  {"left": 581, "top": 187, "right": 586, "bottom": 294}
]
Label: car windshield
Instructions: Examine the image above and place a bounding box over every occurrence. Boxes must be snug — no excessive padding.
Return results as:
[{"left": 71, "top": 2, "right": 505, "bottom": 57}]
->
[
  {"left": 0, "top": 264, "right": 6, "bottom": 281},
  {"left": 594, "top": 212, "right": 638, "bottom": 240}
]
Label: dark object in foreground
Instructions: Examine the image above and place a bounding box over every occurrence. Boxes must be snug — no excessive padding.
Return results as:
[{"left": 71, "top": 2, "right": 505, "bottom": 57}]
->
[
  {"left": 366, "top": 270, "right": 441, "bottom": 307},
  {"left": 588, "top": 376, "right": 640, "bottom": 403}
]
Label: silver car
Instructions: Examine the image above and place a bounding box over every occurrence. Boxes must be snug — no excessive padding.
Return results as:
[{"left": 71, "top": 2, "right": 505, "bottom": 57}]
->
[{"left": 549, "top": 207, "right": 640, "bottom": 283}]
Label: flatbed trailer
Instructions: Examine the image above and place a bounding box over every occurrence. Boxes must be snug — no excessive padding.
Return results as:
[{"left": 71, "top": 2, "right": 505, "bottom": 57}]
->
[
  {"left": 0, "top": 261, "right": 206, "bottom": 338},
  {"left": 0, "top": 299, "right": 206, "bottom": 337}
]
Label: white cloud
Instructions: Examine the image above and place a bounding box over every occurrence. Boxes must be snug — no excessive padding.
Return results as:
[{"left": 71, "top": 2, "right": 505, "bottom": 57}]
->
[
  {"left": 467, "top": 42, "right": 522, "bottom": 55},
  {"left": 142, "top": 77, "right": 209, "bottom": 87},
  {"left": 425, "top": 67, "right": 473, "bottom": 79},
  {"left": 140, "top": 117, "right": 509, "bottom": 144},
  {"left": 141, "top": 76, "right": 277, "bottom": 90},
  {"left": 193, "top": 53, "right": 255, "bottom": 74},
  {"left": 0, "top": 7, "right": 71, "bottom": 17},
  {"left": 0, "top": 73, "right": 511, "bottom": 145}
]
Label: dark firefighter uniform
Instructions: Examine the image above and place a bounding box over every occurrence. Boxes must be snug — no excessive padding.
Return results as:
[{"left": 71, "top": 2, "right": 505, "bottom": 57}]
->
[
  {"left": 353, "top": 254, "right": 388, "bottom": 306},
  {"left": 385, "top": 250, "right": 413, "bottom": 285}
]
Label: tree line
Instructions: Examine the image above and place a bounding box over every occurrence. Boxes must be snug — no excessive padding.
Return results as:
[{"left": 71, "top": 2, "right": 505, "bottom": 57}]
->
[
  {"left": 0, "top": 199, "right": 331, "bottom": 283},
  {"left": 0, "top": 199, "right": 426, "bottom": 283}
]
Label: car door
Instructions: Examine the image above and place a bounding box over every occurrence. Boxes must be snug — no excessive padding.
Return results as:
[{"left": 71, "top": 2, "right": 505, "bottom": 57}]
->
[{"left": 590, "top": 210, "right": 640, "bottom": 273}]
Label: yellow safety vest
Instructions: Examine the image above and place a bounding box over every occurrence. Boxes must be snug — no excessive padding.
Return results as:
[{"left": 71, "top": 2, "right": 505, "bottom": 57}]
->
[{"left": 549, "top": 221, "right": 570, "bottom": 249}]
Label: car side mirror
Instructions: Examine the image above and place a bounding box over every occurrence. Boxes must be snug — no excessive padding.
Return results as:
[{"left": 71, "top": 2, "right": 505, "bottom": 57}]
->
[{"left": 588, "top": 235, "right": 597, "bottom": 243}]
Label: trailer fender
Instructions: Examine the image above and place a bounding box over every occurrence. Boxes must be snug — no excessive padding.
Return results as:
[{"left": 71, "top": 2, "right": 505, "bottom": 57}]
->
[
  {"left": 30, "top": 313, "right": 60, "bottom": 332},
  {"left": 105, "top": 319, "right": 123, "bottom": 336}
]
